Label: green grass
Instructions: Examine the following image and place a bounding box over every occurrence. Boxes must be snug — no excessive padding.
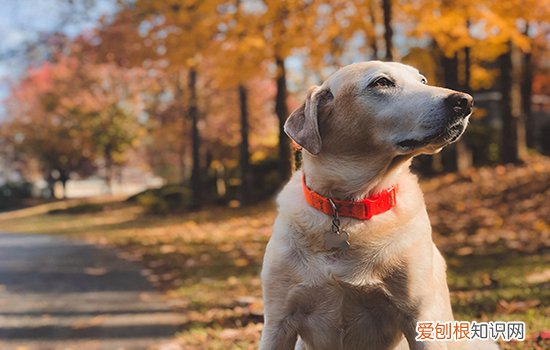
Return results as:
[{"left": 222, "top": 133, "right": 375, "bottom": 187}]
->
[{"left": 447, "top": 252, "right": 550, "bottom": 348}]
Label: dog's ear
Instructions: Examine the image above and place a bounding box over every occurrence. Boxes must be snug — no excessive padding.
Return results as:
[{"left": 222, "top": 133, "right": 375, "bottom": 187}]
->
[{"left": 284, "top": 86, "right": 333, "bottom": 155}]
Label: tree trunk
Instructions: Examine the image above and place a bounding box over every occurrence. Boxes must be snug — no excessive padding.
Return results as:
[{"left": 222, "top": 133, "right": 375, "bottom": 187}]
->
[
  {"left": 178, "top": 142, "right": 186, "bottom": 185},
  {"left": 441, "top": 51, "right": 472, "bottom": 173},
  {"left": 441, "top": 52, "right": 459, "bottom": 172},
  {"left": 205, "top": 148, "right": 213, "bottom": 198},
  {"left": 275, "top": 55, "right": 291, "bottom": 181},
  {"left": 514, "top": 47, "right": 528, "bottom": 160},
  {"left": 382, "top": 0, "right": 393, "bottom": 61},
  {"left": 104, "top": 145, "right": 113, "bottom": 195},
  {"left": 499, "top": 45, "right": 515, "bottom": 162},
  {"left": 176, "top": 72, "right": 186, "bottom": 185},
  {"left": 456, "top": 43, "right": 473, "bottom": 172},
  {"left": 498, "top": 42, "right": 526, "bottom": 164},
  {"left": 522, "top": 25, "right": 535, "bottom": 149},
  {"left": 188, "top": 67, "right": 202, "bottom": 208},
  {"left": 46, "top": 171, "right": 56, "bottom": 199},
  {"left": 238, "top": 84, "right": 251, "bottom": 205},
  {"left": 366, "top": 1, "right": 379, "bottom": 59},
  {"left": 61, "top": 178, "right": 68, "bottom": 199},
  {"left": 442, "top": 52, "right": 459, "bottom": 89},
  {"left": 464, "top": 47, "right": 471, "bottom": 93}
]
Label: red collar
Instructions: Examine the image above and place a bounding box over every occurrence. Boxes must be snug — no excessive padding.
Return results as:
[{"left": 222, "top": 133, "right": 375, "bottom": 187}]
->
[{"left": 302, "top": 175, "right": 397, "bottom": 220}]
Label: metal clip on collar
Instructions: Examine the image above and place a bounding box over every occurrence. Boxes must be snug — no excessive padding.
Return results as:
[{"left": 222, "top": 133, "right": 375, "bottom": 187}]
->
[{"left": 326, "top": 198, "right": 350, "bottom": 250}]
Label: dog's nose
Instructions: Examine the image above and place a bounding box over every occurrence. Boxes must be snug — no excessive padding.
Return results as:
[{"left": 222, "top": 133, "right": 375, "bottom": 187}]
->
[{"left": 446, "top": 93, "right": 473, "bottom": 117}]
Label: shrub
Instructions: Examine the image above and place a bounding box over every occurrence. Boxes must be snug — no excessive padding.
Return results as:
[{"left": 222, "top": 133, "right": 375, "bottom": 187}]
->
[
  {"left": 48, "top": 203, "right": 104, "bottom": 215},
  {"left": 133, "top": 185, "right": 192, "bottom": 215},
  {"left": 0, "top": 182, "right": 33, "bottom": 211}
]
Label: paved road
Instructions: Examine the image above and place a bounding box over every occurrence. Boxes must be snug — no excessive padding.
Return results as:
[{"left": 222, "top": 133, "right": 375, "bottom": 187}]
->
[{"left": 0, "top": 233, "right": 185, "bottom": 350}]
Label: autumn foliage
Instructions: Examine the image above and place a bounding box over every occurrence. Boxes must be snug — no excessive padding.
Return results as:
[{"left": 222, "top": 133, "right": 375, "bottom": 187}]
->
[{"left": 1, "top": 0, "right": 549, "bottom": 206}]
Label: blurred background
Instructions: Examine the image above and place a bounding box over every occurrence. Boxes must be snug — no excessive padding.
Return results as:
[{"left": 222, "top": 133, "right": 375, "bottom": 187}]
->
[{"left": 0, "top": 0, "right": 548, "bottom": 349}]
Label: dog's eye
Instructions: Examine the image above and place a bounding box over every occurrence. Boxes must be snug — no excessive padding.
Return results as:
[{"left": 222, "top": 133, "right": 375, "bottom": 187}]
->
[
  {"left": 420, "top": 77, "right": 427, "bottom": 84},
  {"left": 370, "top": 77, "right": 394, "bottom": 88}
]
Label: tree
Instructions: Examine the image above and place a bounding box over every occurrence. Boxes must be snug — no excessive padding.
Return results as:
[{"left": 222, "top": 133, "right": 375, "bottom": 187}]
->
[
  {"left": 133, "top": 0, "right": 222, "bottom": 208},
  {"left": 238, "top": 84, "right": 251, "bottom": 204},
  {"left": 487, "top": 0, "right": 547, "bottom": 163},
  {"left": 188, "top": 67, "right": 202, "bottom": 206},
  {"left": 493, "top": 1, "right": 550, "bottom": 153},
  {"left": 214, "top": 0, "right": 265, "bottom": 205},
  {"left": 348, "top": 0, "right": 381, "bottom": 59},
  {"left": 234, "top": 0, "right": 254, "bottom": 205},
  {"left": 523, "top": 25, "right": 550, "bottom": 149},
  {"left": 4, "top": 47, "right": 147, "bottom": 197},
  {"left": 70, "top": 56, "right": 149, "bottom": 189},
  {"left": 5, "top": 59, "right": 96, "bottom": 197},
  {"left": 522, "top": 24, "right": 535, "bottom": 149},
  {"left": 259, "top": 0, "right": 375, "bottom": 179},
  {"left": 400, "top": 0, "right": 478, "bottom": 172},
  {"left": 89, "top": 12, "right": 192, "bottom": 184},
  {"left": 382, "top": 0, "right": 394, "bottom": 60},
  {"left": 498, "top": 42, "right": 526, "bottom": 163},
  {"left": 260, "top": 1, "right": 317, "bottom": 180},
  {"left": 399, "top": 0, "right": 543, "bottom": 168}
]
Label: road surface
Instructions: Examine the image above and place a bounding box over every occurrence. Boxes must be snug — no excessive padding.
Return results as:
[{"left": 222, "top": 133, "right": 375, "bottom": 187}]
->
[{"left": 0, "top": 233, "right": 185, "bottom": 350}]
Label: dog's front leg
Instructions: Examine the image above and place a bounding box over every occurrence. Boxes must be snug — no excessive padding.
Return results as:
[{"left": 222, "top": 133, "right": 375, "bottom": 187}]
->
[
  {"left": 395, "top": 244, "right": 453, "bottom": 350},
  {"left": 259, "top": 247, "right": 300, "bottom": 349},
  {"left": 401, "top": 331, "right": 448, "bottom": 350},
  {"left": 259, "top": 311, "right": 299, "bottom": 350}
]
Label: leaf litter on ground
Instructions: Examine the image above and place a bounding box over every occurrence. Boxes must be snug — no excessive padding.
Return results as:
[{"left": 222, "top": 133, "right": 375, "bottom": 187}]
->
[{"left": 0, "top": 156, "right": 549, "bottom": 349}]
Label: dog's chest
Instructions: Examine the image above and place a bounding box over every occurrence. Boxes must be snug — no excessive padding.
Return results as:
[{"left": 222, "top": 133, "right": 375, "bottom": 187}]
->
[{"left": 287, "top": 282, "right": 405, "bottom": 350}]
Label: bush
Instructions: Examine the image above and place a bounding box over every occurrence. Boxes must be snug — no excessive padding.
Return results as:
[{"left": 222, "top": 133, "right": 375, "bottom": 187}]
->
[
  {"left": 249, "top": 156, "right": 283, "bottom": 201},
  {"left": 0, "top": 182, "right": 33, "bottom": 211},
  {"left": 132, "top": 185, "right": 192, "bottom": 215},
  {"left": 130, "top": 155, "right": 285, "bottom": 214},
  {"left": 468, "top": 123, "right": 501, "bottom": 165},
  {"left": 48, "top": 203, "right": 104, "bottom": 215}
]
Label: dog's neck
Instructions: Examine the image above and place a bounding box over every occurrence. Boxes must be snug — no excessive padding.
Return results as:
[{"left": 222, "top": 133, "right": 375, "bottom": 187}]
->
[{"left": 302, "top": 152, "right": 411, "bottom": 201}]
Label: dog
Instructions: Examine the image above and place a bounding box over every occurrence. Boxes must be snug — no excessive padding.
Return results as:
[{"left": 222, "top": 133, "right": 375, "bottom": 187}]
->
[{"left": 260, "top": 61, "right": 499, "bottom": 350}]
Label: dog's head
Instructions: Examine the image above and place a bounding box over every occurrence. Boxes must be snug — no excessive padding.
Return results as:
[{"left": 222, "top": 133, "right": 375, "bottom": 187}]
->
[{"left": 285, "top": 61, "right": 473, "bottom": 159}]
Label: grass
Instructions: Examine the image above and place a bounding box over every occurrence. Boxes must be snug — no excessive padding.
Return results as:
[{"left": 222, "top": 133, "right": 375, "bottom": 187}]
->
[
  {"left": 0, "top": 200, "right": 272, "bottom": 349},
  {"left": 0, "top": 159, "right": 549, "bottom": 349}
]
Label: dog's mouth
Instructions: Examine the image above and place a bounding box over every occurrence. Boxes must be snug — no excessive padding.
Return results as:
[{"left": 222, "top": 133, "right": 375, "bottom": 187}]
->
[
  {"left": 396, "top": 138, "right": 430, "bottom": 149},
  {"left": 396, "top": 121, "right": 467, "bottom": 152}
]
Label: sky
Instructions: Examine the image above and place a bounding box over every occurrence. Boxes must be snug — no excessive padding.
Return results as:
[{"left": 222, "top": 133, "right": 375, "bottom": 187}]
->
[{"left": 0, "top": 0, "right": 117, "bottom": 117}]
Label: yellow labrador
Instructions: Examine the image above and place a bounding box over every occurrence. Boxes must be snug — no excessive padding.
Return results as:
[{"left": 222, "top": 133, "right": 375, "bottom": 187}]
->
[{"left": 260, "top": 61, "right": 498, "bottom": 350}]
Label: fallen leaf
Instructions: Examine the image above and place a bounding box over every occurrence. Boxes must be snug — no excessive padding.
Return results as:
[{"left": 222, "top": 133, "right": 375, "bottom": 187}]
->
[{"left": 83, "top": 267, "right": 107, "bottom": 276}]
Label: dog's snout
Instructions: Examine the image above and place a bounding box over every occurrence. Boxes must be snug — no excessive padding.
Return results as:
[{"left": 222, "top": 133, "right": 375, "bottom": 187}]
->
[{"left": 446, "top": 93, "right": 473, "bottom": 117}]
